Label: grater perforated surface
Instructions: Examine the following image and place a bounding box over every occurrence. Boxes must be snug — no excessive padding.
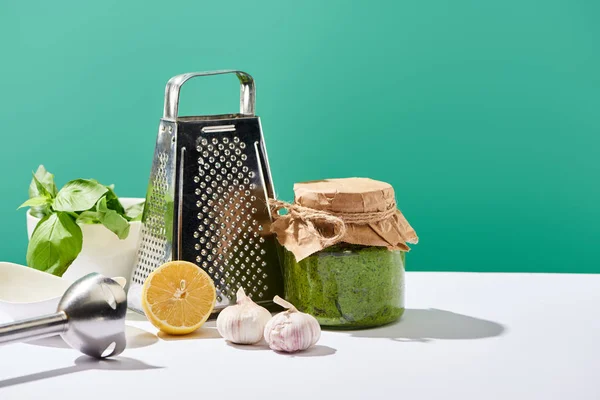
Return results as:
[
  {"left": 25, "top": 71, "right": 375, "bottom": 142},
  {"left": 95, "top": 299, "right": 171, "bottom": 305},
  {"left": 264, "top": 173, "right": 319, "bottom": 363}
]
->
[
  {"left": 132, "top": 152, "right": 169, "bottom": 285},
  {"left": 176, "top": 116, "right": 283, "bottom": 310},
  {"left": 129, "top": 117, "right": 283, "bottom": 313},
  {"left": 192, "top": 135, "right": 270, "bottom": 304},
  {"left": 130, "top": 123, "right": 177, "bottom": 289}
]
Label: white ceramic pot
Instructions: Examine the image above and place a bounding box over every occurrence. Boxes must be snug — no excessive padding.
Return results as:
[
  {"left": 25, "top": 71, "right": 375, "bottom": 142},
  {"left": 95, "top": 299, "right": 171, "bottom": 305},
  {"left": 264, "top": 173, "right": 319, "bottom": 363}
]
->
[{"left": 26, "top": 197, "right": 143, "bottom": 285}]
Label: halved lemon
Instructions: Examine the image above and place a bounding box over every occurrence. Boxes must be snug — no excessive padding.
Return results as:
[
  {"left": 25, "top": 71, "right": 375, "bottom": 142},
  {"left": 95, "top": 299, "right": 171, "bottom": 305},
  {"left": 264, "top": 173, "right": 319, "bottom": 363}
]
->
[{"left": 141, "top": 260, "right": 216, "bottom": 335}]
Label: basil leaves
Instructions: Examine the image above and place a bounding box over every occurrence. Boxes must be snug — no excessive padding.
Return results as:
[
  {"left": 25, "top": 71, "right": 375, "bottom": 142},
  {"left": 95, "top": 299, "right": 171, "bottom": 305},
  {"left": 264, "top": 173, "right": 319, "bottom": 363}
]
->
[
  {"left": 26, "top": 212, "right": 83, "bottom": 276},
  {"left": 19, "top": 165, "right": 145, "bottom": 276},
  {"left": 27, "top": 166, "right": 57, "bottom": 218},
  {"left": 95, "top": 196, "right": 131, "bottom": 240},
  {"left": 53, "top": 179, "right": 109, "bottom": 212}
]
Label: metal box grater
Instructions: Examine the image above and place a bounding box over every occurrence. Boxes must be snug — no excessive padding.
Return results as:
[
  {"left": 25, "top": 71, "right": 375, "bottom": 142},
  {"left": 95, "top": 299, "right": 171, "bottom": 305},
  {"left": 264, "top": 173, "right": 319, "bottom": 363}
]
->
[{"left": 128, "top": 70, "right": 283, "bottom": 315}]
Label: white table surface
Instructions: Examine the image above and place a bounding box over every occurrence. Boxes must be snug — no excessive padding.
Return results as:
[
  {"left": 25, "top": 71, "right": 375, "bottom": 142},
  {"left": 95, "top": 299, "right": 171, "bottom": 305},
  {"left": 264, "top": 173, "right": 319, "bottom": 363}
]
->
[{"left": 0, "top": 272, "right": 598, "bottom": 400}]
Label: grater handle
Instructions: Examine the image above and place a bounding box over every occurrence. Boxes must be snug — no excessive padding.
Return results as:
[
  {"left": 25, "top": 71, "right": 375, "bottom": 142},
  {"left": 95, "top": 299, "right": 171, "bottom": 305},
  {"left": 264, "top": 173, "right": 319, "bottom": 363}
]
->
[{"left": 163, "top": 70, "right": 255, "bottom": 121}]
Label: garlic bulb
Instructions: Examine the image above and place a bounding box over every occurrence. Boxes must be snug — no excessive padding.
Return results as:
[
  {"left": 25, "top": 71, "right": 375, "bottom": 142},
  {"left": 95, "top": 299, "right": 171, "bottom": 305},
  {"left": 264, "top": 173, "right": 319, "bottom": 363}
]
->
[
  {"left": 216, "top": 287, "right": 272, "bottom": 344},
  {"left": 264, "top": 296, "right": 321, "bottom": 352}
]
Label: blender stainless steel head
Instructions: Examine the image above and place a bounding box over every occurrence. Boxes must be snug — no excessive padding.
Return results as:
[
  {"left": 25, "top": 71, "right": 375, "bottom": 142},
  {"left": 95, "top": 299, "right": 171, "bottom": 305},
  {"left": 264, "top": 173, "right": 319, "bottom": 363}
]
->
[{"left": 0, "top": 273, "right": 127, "bottom": 359}]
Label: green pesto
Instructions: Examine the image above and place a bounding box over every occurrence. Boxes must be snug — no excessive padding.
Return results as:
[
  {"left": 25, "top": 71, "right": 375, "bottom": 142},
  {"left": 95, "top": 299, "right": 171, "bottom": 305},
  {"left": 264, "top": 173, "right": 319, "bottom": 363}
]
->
[{"left": 283, "top": 244, "right": 405, "bottom": 329}]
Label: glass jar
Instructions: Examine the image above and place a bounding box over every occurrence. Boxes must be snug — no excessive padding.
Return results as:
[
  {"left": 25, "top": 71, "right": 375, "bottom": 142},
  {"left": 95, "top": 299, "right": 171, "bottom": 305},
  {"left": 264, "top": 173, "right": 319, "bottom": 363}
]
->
[{"left": 283, "top": 243, "right": 405, "bottom": 329}]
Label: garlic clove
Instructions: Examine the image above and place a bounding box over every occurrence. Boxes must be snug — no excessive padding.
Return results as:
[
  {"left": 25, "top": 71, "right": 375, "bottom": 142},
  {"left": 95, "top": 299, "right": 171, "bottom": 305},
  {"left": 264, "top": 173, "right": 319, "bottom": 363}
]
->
[
  {"left": 264, "top": 296, "right": 321, "bottom": 353},
  {"left": 216, "top": 287, "right": 272, "bottom": 345}
]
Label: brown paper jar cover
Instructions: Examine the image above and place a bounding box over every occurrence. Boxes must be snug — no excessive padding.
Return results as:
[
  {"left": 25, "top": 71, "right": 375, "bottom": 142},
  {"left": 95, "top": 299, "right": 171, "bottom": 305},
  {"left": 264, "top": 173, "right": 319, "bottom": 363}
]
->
[{"left": 271, "top": 177, "right": 418, "bottom": 261}]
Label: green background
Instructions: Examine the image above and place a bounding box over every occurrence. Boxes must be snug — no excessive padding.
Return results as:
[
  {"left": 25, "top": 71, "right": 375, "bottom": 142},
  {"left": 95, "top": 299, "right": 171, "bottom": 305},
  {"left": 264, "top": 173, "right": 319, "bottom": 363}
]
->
[{"left": 1, "top": 0, "right": 598, "bottom": 273}]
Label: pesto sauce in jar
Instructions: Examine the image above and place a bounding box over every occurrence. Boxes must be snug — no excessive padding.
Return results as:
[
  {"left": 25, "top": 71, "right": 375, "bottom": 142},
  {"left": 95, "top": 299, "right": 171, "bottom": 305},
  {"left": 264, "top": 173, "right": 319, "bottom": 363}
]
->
[{"left": 283, "top": 244, "right": 405, "bottom": 329}]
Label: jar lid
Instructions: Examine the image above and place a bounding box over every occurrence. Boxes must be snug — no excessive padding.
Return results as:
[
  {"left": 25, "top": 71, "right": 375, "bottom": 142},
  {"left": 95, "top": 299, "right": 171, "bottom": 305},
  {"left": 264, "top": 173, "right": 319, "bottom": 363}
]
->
[
  {"left": 294, "top": 178, "right": 396, "bottom": 214},
  {"left": 271, "top": 177, "right": 418, "bottom": 261}
]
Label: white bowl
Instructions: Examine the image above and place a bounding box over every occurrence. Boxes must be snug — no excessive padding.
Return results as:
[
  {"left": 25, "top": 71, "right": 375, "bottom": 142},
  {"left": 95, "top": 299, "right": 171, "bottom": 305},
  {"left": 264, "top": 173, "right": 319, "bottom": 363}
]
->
[
  {"left": 0, "top": 262, "right": 127, "bottom": 321},
  {"left": 0, "top": 262, "right": 70, "bottom": 320},
  {"left": 26, "top": 197, "right": 143, "bottom": 285}
]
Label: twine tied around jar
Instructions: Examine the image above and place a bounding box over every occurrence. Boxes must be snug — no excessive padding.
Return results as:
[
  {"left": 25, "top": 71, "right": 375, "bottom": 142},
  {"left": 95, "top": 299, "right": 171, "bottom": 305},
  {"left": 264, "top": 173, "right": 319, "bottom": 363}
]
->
[
  {"left": 268, "top": 178, "right": 418, "bottom": 261},
  {"left": 269, "top": 198, "right": 399, "bottom": 248}
]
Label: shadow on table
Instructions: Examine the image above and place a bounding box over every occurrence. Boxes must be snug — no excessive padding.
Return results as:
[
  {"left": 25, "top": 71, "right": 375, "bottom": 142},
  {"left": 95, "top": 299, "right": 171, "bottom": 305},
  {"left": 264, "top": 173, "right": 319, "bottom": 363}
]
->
[
  {"left": 157, "top": 322, "right": 221, "bottom": 341},
  {"left": 279, "top": 345, "right": 337, "bottom": 357},
  {"left": 27, "top": 325, "right": 159, "bottom": 349},
  {"left": 226, "top": 341, "right": 271, "bottom": 351},
  {"left": 0, "top": 356, "right": 163, "bottom": 389},
  {"left": 226, "top": 341, "right": 337, "bottom": 357},
  {"left": 348, "top": 308, "right": 506, "bottom": 342},
  {"left": 126, "top": 310, "right": 148, "bottom": 321}
]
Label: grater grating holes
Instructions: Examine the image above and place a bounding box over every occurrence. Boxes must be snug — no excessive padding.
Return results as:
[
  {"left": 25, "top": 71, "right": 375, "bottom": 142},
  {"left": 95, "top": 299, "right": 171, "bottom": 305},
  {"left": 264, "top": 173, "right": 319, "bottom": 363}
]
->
[
  {"left": 132, "top": 152, "right": 170, "bottom": 285},
  {"left": 193, "top": 135, "right": 271, "bottom": 302}
]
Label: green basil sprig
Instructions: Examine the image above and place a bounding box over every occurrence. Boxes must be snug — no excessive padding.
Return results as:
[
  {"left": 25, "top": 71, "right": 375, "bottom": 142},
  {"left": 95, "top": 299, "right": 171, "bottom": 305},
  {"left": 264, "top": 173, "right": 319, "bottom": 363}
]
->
[{"left": 19, "top": 165, "right": 144, "bottom": 276}]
